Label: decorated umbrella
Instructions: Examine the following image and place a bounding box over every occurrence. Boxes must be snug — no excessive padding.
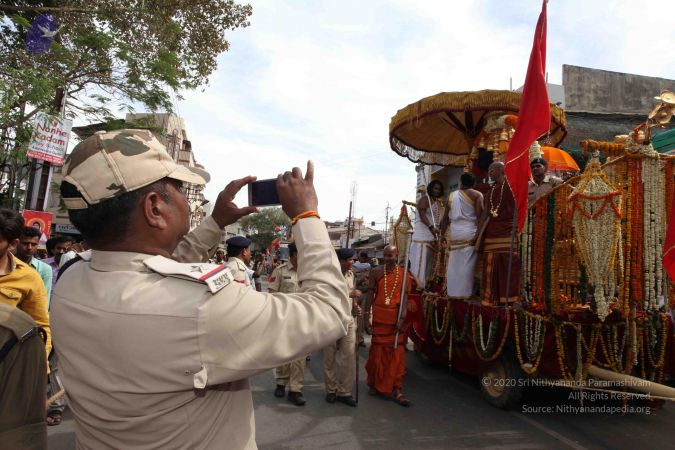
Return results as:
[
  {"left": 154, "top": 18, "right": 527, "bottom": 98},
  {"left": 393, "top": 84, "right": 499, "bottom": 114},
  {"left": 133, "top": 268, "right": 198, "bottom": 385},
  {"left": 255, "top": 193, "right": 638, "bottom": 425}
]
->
[
  {"left": 541, "top": 146, "right": 580, "bottom": 172},
  {"left": 389, "top": 89, "right": 567, "bottom": 167}
]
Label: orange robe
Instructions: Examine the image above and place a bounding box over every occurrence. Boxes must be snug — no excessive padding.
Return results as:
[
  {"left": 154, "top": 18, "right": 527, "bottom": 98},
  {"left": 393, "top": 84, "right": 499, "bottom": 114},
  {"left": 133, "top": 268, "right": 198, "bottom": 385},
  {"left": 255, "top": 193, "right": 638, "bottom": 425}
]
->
[{"left": 365, "top": 266, "right": 412, "bottom": 394}]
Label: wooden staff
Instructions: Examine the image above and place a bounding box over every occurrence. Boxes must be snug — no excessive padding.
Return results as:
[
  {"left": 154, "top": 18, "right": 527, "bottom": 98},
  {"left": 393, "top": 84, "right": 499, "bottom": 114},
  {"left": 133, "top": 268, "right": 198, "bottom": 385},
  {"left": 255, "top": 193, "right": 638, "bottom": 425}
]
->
[{"left": 394, "top": 229, "right": 414, "bottom": 350}]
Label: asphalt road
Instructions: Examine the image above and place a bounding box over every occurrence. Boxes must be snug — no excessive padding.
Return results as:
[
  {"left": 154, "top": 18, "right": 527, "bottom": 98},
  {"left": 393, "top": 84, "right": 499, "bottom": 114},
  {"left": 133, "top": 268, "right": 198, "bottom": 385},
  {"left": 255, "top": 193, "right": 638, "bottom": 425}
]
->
[{"left": 48, "top": 338, "right": 675, "bottom": 450}]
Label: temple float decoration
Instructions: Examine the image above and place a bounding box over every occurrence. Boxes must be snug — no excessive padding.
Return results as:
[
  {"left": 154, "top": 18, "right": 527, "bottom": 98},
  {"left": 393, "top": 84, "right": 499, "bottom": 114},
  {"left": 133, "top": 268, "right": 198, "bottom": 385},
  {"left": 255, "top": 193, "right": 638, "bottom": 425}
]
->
[{"left": 389, "top": 88, "right": 675, "bottom": 409}]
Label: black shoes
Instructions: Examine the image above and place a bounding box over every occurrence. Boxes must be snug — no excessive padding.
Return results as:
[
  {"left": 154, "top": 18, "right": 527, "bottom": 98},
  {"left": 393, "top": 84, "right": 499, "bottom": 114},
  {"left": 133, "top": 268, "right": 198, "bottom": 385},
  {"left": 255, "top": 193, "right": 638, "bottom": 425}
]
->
[
  {"left": 336, "top": 395, "right": 357, "bottom": 407},
  {"left": 274, "top": 384, "right": 285, "bottom": 398},
  {"left": 287, "top": 391, "right": 306, "bottom": 406},
  {"left": 326, "top": 392, "right": 357, "bottom": 406}
]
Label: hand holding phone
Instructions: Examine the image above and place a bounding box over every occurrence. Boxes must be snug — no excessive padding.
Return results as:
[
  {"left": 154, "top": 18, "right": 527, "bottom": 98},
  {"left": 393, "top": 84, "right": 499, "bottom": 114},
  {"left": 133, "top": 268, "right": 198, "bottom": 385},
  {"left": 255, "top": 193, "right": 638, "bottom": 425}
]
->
[
  {"left": 276, "top": 161, "right": 318, "bottom": 218},
  {"left": 211, "top": 176, "right": 258, "bottom": 228}
]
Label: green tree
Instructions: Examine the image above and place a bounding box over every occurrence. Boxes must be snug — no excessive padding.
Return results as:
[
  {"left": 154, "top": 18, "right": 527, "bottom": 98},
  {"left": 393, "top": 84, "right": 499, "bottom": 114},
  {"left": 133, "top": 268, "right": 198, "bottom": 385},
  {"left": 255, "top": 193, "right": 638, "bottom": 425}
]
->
[
  {"left": 0, "top": 0, "right": 252, "bottom": 207},
  {"left": 239, "top": 208, "right": 290, "bottom": 251}
]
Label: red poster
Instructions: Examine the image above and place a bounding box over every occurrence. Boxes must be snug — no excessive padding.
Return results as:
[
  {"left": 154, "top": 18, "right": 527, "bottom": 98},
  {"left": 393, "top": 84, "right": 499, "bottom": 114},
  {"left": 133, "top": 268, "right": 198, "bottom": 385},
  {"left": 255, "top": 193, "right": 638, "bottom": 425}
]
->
[{"left": 23, "top": 210, "right": 54, "bottom": 248}]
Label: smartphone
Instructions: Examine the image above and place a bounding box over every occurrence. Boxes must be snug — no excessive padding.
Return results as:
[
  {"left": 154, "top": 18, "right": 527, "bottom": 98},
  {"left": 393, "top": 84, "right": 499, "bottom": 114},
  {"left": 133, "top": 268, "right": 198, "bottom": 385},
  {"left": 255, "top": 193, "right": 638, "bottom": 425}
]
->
[{"left": 248, "top": 179, "right": 281, "bottom": 207}]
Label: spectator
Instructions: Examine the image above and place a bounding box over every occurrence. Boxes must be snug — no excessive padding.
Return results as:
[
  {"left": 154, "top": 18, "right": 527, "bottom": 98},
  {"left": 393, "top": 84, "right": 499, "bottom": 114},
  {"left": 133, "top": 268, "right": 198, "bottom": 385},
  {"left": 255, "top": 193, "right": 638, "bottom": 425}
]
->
[
  {"left": 0, "top": 208, "right": 51, "bottom": 360},
  {"left": 43, "top": 235, "right": 74, "bottom": 291},
  {"left": 14, "top": 226, "right": 53, "bottom": 306}
]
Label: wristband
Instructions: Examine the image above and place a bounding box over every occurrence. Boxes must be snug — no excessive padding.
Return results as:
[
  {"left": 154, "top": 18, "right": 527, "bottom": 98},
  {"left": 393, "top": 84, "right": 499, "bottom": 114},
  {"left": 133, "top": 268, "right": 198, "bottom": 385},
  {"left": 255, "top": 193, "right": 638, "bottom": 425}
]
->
[{"left": 290, "top": 210, "right": 320, "bottom": 225}]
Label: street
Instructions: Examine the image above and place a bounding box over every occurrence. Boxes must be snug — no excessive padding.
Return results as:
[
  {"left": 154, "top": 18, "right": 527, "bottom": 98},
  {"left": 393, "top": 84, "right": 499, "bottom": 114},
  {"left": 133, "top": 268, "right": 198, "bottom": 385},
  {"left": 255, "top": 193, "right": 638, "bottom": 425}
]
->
[{"left": 49, "top": 338, "right": 675, "bottom": 450}]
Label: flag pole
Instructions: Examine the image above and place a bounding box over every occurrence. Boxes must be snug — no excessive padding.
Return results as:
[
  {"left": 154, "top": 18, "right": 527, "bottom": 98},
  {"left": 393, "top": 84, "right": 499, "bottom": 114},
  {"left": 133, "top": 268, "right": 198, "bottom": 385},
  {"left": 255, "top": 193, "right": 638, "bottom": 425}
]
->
[
  {"left": 394, "top": 229, "right": 414, "bottom": 350},
  {"left": 503, "top": 205, "right": 519, "bottom": 308}
]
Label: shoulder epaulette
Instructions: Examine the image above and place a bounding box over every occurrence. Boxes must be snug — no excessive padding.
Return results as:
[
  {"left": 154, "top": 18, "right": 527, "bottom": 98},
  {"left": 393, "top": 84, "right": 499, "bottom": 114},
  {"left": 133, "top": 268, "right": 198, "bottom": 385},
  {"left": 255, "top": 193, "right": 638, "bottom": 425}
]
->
[{"left": 143, "top": 255, "right": 233, "bottom": 294}]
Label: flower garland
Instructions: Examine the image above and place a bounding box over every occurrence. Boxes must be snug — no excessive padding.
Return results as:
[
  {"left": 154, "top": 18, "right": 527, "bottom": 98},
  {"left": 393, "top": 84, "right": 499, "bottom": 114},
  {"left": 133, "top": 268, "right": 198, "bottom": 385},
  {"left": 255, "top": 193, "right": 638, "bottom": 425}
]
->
[
  {"left": 430, "top": 301, "right": 450, "bottom": 345},
  {"left": 451, "top": 306, "right": 471, "bottom": 343},
  {"left": 513, "top": 310, "right": 546, "bottom": 375},
  {"left": 488, "top": 180, "right": 506, "bottom": 218},
  {"left": 472, "top": 308, "right": 511, "bottom": 362},
  {"left": 554, "top": 322, "right": 574, "bottom": 381},
  {"left": 598, "top": 323, "right": 628, "bottom": 372},
  {"left": 383, "top": 266, "right": 400, "bottom": 305},
  {"left": 568, "top": 154, "right": 622, "bottom": 321},
  {"left": 643, "top": 313, "right": 668, "bottom": 370},
  {"left": 641, "top": 154, "right": 665, "bottom": 312}
]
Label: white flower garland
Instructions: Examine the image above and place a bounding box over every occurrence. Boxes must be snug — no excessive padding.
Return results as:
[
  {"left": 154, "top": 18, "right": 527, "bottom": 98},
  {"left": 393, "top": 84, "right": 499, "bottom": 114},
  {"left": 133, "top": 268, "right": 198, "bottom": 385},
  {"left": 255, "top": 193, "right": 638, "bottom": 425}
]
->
[{"left": 569, "top": 156, "right": 622, "bottom": 321}]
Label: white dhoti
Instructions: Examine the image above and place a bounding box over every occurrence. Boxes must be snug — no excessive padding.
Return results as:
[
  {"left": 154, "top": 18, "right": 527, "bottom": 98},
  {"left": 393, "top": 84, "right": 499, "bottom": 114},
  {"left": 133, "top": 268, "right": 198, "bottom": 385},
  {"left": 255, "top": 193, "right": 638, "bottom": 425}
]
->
[
  {"left": 410, "top": 199, "right": 441, "bottom": 284},
  {"left": 409, "top": 239, "right": 433, "bottom": 284},
  {"left": 445, "top": 190, "right": 478, "bottom": 298}
]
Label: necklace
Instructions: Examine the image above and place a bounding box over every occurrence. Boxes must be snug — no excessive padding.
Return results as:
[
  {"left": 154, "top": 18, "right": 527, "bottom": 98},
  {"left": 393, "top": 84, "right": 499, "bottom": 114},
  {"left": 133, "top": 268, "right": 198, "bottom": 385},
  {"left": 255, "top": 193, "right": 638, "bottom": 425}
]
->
[
  {"left": 489, "top": 180, "right": 506, "bottom": 217},
  {"left": 430, "top": 198, "right": 442, "bottom": 226},
  {"left": 383, "top": 266, "right": 399, "bottom": 305}
]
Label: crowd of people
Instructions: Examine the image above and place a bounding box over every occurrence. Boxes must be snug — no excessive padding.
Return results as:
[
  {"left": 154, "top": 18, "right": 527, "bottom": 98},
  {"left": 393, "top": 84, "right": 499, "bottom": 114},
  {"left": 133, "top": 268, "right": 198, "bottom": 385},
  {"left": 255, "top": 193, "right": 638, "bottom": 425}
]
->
[{"left": 0, "top": 129, "right": 417, "bottom": 449}]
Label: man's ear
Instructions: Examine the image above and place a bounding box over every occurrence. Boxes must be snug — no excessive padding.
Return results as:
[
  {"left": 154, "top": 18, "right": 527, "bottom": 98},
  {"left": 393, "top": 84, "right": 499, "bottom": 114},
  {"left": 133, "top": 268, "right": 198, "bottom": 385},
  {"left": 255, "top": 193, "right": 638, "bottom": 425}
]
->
[
  {"left": 7, "top": 238, "right": 19, "bottom": 253},
  {"left": 142, "top": 191, "right": 171, "bottom": 230}
]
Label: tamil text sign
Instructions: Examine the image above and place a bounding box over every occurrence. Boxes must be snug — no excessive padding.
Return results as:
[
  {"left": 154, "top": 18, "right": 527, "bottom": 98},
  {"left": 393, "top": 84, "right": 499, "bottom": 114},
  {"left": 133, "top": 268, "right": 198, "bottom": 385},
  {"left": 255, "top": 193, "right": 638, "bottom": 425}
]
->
[{"left": 27, "top": 112, "right": 72, "bottom": 165}]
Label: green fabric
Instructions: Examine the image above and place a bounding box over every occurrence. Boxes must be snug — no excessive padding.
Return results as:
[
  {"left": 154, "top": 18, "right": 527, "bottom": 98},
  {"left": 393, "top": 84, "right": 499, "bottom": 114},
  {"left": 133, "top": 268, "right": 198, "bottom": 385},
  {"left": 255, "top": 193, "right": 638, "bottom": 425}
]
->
[
  {"left": 29, "top": 258, "right": 52, "bottom": 309},
  {"left": 653, "top": 128, "right": 675, "bottom": 152}
]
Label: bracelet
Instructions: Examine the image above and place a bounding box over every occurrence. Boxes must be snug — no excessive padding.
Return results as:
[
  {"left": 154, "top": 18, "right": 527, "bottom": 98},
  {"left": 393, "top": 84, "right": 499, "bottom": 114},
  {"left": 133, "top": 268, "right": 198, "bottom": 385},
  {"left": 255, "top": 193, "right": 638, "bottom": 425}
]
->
[{"left": 290, "top": 210, "right": 320, "bottom": 225}]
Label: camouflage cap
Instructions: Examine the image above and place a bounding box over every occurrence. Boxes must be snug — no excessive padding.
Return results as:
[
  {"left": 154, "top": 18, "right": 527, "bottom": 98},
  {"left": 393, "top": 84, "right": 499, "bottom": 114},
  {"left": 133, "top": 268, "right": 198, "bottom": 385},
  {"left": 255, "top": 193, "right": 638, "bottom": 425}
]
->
[{"left": 61, "top": 129, "right": 209, "bottom": 210}]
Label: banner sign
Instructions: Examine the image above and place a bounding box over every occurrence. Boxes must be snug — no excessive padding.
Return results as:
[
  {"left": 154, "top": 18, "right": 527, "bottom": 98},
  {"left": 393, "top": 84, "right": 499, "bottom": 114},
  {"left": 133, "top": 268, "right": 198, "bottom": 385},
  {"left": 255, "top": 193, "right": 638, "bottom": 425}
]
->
[
  {"left": 27, "top": 112, "right": 72, "bottom": 165},
  {"left": 55, "top": 223, "right": 79, "bottom": 234},
  {"left": 23, "top": 210, "right": 54, "bottom": 248}
]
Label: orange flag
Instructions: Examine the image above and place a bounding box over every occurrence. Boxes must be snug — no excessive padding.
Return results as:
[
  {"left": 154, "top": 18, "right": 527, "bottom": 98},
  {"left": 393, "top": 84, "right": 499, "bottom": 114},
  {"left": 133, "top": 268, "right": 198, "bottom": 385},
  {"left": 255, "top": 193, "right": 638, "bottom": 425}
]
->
[{"left": 504, "top": 0, "right": 550, "bottom": 232}]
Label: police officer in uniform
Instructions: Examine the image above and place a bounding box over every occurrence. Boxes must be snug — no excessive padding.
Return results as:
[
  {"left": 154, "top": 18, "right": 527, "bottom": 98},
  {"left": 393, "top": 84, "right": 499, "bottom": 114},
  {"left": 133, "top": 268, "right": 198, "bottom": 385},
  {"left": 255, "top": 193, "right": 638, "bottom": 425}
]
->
[
  {"left": 226, "top": 235, "right": 253, "bottom": 287},
  {"left": 268, "top": 243, "right": 308, "bottom": 405},
  {"left": 50, "top": 130, "right": 351, "bottom": 449},
  {"left": 323, "top": 248, "right": 360, "bottom": 407}
]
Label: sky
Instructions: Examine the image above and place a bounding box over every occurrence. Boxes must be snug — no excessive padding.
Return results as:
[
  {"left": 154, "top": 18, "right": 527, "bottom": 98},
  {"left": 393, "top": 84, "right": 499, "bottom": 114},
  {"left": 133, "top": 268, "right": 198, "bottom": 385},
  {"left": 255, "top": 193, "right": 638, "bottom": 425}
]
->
[{"left": 174, "top": 0, "right": 675, "bottom": 227}]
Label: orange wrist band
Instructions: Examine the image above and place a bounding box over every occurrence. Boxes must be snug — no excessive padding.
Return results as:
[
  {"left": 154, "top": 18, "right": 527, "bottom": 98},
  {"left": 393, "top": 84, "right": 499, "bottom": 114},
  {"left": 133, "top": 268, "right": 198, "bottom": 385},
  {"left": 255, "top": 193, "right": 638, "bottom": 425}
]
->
[{"left": 290, "top": 210, "right": 320, "bottom": 225}]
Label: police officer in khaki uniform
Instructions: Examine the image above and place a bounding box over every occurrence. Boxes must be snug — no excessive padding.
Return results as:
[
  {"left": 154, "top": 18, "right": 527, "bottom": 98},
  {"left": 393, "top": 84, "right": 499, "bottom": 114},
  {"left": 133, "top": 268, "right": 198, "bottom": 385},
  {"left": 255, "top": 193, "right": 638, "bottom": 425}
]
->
[
  {"left": 323, "top": 248, "right": 360, "bottom": 407},
  {"left": 268, "top": 243, "right": 307, "bottom": 405},
  {"left": 226, "top": 235, "right": 253, "bottom": 287},
  {"left": 50, "top": 130, "right": 351, "bottom": 450}
]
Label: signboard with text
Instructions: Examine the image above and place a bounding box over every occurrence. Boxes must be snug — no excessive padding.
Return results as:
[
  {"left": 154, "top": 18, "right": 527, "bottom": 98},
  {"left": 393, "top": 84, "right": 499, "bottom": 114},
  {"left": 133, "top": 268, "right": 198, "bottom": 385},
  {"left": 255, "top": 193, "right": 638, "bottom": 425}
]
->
[
  {"left": 26, "top": 112, "right": 72, "bottom": 165},
  {"left": 23, "top": 210, "right": 54, "bottom": 248}
]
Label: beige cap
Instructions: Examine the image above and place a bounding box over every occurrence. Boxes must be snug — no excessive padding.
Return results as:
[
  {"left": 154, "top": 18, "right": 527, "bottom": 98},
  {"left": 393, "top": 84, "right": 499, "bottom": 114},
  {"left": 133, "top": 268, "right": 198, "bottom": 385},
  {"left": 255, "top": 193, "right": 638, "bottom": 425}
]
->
[{"left": 61, "top": 129, "right": 209, "bottom": 210}]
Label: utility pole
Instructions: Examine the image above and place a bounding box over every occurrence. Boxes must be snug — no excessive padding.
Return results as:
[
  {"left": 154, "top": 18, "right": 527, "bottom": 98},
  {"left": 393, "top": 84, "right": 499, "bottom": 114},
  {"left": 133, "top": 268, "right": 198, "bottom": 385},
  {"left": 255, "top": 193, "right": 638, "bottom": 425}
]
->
[
  {"left": 346, "top": 200, "right": 353, "bottom": 248},
  {"left": 384, "top": 202, "right": 391, "bottom": 244}
]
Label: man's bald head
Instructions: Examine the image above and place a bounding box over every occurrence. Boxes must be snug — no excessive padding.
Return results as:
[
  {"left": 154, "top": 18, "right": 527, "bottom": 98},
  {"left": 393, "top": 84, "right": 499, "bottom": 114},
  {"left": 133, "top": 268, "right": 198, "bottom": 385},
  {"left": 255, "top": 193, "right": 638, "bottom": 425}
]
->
[
  {"left": 383, "top": 245, "right": 398, "bottom": 269},
  {"left": 488, "top": 161, "right": 505, "bottom": 183}
]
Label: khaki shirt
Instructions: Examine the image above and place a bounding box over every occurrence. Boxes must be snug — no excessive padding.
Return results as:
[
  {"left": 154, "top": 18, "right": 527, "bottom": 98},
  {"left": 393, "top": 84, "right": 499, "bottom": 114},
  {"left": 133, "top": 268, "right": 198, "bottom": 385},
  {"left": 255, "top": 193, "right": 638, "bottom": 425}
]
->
[
  {"left": 528, "top": 175, "right": 563, "bottom": 205},
  {"left": 51, "top": 216, "right": 350, "bottom": 450},
  {"left": 227, "top": 257, "right": 252, "bottom": 287},
  {"left": 268, "top": 263, "right": 298, "bottom": 294}
]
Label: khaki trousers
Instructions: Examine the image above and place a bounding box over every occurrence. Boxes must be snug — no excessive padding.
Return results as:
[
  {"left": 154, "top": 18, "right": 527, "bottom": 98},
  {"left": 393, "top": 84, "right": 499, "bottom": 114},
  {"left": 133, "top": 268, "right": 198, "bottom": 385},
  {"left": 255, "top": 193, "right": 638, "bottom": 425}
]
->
[
  {"left": 275, "top": 358, "right": 306, "bottom": 392},
  {"left": 323, "top": 319, "right": 356, "bottom": 396}
]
